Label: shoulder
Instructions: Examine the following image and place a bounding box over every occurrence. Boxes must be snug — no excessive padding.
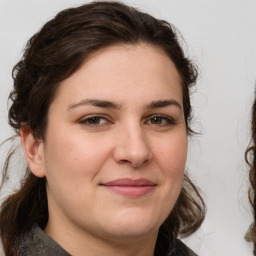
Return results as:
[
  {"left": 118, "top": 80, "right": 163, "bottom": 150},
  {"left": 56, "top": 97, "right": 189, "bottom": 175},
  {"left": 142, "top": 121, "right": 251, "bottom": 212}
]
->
[
  {"left": 171, "top": 239, "right": 197, "bottom": 256},
  {"left": 154, "top": 234, "right": 197, "bottom": 256},
  {"left": 17, "top": 224, "right": 70, "bottom": 256}
]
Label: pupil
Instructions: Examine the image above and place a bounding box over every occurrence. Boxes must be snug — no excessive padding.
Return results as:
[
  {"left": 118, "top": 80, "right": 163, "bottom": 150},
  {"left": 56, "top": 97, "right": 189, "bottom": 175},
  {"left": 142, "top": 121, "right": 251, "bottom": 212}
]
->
[
  {"left": 152, "top": 117, "right": 162, "bottom": 124},
  {"left": 89, "top": 117, "right": 100, "bottom": 124}
]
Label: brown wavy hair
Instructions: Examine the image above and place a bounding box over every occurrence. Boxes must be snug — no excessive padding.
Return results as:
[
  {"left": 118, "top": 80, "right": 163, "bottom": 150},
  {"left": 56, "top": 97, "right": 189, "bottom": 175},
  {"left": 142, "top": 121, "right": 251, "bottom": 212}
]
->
[
  {"left": 0, "top": 1, "right": 205, "bottom": 255},
  {"left": 245, "top": 92, "right": 256, "bottom": 255}
]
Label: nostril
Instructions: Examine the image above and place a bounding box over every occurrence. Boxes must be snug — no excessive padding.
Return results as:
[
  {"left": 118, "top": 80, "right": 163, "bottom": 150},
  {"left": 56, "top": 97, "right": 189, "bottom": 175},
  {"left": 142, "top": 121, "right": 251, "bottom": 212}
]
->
[
  {"left": 118, "top": 158, "right": 149, "bottom": 168},
  {"left": 119, "top": 159, "right": 131, "bottom": 165}
]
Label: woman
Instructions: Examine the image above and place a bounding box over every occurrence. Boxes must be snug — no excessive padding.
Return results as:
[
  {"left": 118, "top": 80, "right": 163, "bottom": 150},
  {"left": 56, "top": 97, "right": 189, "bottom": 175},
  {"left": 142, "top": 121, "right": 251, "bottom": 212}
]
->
[
  {"left": 245, "top": 92, "right": 256, "bottom": 255},
  {"left": 0, "top": 1, "right": 205, "bottom": 255}
]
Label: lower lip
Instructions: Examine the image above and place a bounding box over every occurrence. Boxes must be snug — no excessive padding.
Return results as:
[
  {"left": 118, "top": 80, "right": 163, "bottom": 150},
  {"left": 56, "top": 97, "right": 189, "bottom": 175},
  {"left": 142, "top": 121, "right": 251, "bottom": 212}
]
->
[{"left": 103, "top": 185, "right": 155, "bottom": 197}]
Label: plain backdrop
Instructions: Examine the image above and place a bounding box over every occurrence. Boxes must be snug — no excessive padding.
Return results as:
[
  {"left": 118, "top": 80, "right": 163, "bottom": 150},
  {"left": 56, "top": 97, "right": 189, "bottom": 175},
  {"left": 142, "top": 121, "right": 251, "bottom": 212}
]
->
[{"left": 0, "top": 0, "right": 256, "bottom": 255}]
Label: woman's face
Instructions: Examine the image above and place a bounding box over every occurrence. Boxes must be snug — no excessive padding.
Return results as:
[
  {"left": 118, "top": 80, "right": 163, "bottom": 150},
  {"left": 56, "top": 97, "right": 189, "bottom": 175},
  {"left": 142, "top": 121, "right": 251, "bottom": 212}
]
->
[{"left": 40, "top": 43, "right": 187, "bottom": 243}]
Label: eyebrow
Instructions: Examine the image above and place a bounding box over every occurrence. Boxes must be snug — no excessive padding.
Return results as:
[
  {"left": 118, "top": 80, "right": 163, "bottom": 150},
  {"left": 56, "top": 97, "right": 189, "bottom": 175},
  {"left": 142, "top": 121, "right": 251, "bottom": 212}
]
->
[
  {"left": 67, "top": 99, "right": 182, "bottom": 111},
  {"left": 146, "top": 100, "right": 182, "bottom": 110},
  {"left": 67, "top": 99, "right": 121, "bottom": 110}
]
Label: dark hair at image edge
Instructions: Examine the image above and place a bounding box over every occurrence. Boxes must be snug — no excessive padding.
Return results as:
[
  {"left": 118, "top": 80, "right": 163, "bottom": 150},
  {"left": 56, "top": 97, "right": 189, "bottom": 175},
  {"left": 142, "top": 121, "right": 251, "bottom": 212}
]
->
[
  {"left": 245, "top": 89, "right": 256, "bottom": 255},
  {"left": 0, "top": 1, "right": 205, "bottom": 255}
]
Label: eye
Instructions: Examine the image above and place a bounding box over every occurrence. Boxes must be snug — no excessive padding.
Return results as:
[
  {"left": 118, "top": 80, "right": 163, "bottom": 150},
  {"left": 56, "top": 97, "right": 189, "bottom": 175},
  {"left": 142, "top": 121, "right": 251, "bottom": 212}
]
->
[
  {"left": 79, "top": 115, "right": 109, "bottom": 126},
  {"left": 146, "top": 115, "right": 175, "bottom": 126}
]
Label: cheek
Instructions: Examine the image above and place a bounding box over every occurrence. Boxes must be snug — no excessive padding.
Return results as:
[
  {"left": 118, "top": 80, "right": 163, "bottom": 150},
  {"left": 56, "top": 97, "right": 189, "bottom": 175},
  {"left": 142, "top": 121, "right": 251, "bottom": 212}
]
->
[
  {"left": 43, "top": 130, "right": 113, "bottom": 184},
  {"left": 151, "top": 134, "right": 187, "bottom": 225},
  {"left": 156, "top": 134, "right": 187, "bottom": 177},
  {"left": 43, "top": 132, "right": 113, "bottom": 212}
]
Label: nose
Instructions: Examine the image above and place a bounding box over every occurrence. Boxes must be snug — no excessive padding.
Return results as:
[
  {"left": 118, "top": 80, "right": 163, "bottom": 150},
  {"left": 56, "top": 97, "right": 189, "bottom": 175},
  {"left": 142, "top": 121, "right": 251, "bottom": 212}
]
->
[{"left": 113, "top": 123, "right": 152, "bottom": 168}]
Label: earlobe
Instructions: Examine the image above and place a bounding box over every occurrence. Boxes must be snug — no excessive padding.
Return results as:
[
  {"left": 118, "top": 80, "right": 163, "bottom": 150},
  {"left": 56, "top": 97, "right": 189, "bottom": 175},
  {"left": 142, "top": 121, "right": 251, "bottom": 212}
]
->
[{"left": 20, "top": 127, "right": 46, "bottom": 178}]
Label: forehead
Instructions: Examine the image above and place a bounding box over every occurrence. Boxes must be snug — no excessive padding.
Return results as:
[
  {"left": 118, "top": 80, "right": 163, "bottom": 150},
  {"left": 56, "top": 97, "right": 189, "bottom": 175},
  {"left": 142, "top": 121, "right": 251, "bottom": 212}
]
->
[{"left": 51, "top": 43, "right": 183, "bottom": 109}]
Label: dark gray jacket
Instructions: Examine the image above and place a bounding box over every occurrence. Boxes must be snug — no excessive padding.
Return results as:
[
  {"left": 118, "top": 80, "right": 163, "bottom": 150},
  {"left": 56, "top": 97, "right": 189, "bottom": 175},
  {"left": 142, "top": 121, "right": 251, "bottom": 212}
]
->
[{"left": 18, "top": 225, "right": 197, "bottom": 256}]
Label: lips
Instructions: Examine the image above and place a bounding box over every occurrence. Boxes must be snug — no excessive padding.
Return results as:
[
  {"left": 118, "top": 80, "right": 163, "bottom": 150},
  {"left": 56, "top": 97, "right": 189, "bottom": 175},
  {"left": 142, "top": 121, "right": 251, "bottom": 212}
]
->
[{"left": 101, "top": 178, "right": 156, "bottom": 197}]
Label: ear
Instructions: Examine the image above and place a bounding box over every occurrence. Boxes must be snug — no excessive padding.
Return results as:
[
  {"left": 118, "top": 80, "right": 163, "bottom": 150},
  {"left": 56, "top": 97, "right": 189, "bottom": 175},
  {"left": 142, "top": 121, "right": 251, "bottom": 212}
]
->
[{"left": 20, "top": 127, "right": 45, "bottom": 178}]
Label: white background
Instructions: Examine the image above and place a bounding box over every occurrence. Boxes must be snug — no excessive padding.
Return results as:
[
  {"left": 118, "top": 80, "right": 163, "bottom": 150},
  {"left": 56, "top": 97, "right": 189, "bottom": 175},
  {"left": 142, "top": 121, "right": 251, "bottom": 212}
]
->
[{"left": 0, "top": 0, "right": 256, "bottom": 255}]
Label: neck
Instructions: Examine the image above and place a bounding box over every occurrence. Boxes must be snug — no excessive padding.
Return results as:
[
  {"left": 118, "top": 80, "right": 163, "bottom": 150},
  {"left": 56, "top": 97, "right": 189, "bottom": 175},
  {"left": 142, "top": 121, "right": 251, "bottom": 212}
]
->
[{"left": 44, "top": 217, "right": 158, "bottom": 256}]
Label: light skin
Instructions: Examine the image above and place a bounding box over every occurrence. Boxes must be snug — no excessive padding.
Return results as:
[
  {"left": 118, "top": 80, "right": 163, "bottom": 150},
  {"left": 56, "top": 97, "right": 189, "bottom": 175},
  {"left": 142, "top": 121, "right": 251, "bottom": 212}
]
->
[{"left": 21, "top": 43, "right": 187, "bottom": 256}]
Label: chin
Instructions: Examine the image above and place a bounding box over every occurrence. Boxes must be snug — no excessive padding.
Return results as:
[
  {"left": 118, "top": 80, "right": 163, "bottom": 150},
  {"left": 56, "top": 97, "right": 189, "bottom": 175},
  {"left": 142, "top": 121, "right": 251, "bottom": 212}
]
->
[
  {"left": 102, "top": 210, "right": 162, "bottom": 239},
  {"left": 103, "top": 224, "right": 157, "bottom": 241}
]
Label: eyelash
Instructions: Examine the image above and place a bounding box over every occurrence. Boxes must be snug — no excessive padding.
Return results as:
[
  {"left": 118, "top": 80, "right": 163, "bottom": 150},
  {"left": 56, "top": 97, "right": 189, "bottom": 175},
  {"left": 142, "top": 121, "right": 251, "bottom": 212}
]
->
[
  {"left": 145, "top": 115, "right": 175, "bottom": 126},
  {"left": 79, "top": 114, "right": 175, "bottom": 127},
  {"left": 79, "top": 115, "right": 110, "bottom": 127}
]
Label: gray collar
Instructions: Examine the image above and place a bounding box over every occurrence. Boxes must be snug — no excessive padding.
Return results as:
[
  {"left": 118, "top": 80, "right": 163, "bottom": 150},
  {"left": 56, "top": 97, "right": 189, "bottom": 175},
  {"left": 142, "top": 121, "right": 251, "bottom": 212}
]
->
[{"left": 18, "top": 225, "right": 70, "bottom": 256}]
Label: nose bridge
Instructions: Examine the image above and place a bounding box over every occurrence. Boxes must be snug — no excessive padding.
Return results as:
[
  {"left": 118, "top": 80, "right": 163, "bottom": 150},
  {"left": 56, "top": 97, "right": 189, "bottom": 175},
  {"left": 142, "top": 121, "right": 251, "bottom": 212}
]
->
[{"left": 114, "top": 120, "right": 152, "bottom": 167}]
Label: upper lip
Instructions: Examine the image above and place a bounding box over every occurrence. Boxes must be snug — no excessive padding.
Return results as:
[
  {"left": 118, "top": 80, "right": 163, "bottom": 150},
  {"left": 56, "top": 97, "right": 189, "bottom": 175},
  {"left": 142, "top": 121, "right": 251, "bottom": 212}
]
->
[{"left": 102, "top": 178, "right": 156, "bottom": 186}]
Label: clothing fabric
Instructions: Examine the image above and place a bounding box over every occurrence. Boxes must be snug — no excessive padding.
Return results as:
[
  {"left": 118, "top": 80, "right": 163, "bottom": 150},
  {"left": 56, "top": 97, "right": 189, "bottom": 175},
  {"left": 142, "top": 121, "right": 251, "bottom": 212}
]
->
[
  {"left": 18, "top": 225, "right": 69, "bottom": 256},
  {"left": 17, "top": 224, "right": 197, "bottom": 256}
]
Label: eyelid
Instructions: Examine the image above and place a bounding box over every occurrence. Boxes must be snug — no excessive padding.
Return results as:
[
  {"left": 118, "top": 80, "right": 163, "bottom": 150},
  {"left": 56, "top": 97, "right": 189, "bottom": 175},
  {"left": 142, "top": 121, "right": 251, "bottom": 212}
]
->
[
  {"left": 144, "top": 114, "right": 176, "bottom": 125},
  {"left": 78, "top": 113, "right": 176, "bottom": 127},
  {"left": 79, "top": 114, "right": 112, "bottom": 126}
]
